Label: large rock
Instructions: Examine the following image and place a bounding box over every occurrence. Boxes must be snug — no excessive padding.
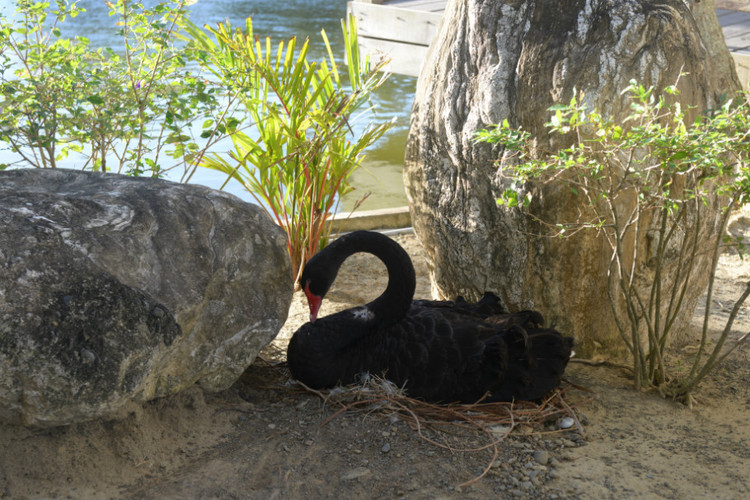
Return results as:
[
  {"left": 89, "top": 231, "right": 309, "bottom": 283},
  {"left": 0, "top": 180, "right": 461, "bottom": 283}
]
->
[
  {"left": 0, "top": 169, "right": 293, "bottom": 426},
  {"left": 404, "top": 0, "right": 740, "bottom": 356}
]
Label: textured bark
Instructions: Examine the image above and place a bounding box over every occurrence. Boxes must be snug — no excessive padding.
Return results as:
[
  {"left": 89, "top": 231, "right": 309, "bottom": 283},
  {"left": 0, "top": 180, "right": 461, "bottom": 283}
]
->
[
  {"left": 404, "top": 0, "right": 740, "bottom": 356},
  {"left": 0, "top": 169, "right": 293, "bottom": 426}
]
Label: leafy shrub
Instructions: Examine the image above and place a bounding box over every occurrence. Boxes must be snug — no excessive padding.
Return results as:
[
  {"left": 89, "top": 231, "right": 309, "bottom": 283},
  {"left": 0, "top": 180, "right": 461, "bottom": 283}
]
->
[
  {"left": 477, "top": 80, "right": 750, "bottom": 403},
  {"left": 183, "top": 16, "right": 393, "bottom": 282},
  {"left": 0, "top": 0, "right": 394, "bottom": 283},
  {"left": 0, "top": 0, "right": 224, "bottom": 175}
]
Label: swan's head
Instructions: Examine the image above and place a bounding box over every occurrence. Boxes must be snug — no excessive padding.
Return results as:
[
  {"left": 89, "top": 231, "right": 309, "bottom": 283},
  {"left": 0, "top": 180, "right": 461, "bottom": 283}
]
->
[
  {"left": 302, "top": 279, "right": 323, "bottom": 323},
  {"left": 299, "top": 255, "right": 336, "bottom": 323}
]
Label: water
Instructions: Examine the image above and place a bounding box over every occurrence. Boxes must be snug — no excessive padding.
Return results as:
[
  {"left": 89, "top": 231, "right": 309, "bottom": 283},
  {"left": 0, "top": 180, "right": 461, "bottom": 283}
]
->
[{"left": 0, "top": 0, "right": 415, "bottom": 210}]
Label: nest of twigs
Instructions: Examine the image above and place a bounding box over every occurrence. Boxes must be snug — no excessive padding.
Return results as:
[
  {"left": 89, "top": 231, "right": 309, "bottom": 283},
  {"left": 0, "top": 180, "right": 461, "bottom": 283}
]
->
[
  {"left": 251, "top": 344, "right": 586, "bottom": 487},
  {"left": 290, "top": 371, "right": 585, "bottom": 487}
]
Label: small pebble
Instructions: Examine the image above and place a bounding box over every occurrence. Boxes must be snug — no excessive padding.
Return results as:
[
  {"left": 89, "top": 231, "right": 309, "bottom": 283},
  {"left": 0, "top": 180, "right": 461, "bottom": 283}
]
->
[
  {"left": 341, "top": 467, "right": 371, "bottom": 481},
  {"left": 560, "top": 450, "right": 576, "bottom": 461},
  {"left": 381, "top": 443, "right": 391, "bottom": 453},
  {"left": 560, "top": 417, "right": 575, "bottom": 429},
  {"left": 490, "top": 425, "right": 511, "bottom": 436},
  {"left": 533, "top": 450, "right": 550, "bottom": 466},
  {"left": 80, "top": 348, "right": 96, "bottom": 364},
  {"left": 517, "top": 425, "right": 534, "bottom": 435}
]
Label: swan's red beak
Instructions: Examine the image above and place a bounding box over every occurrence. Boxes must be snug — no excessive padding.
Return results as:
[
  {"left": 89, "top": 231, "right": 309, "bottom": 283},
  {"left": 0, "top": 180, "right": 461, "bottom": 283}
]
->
[{"left": 303, "top": 281, "right": 322, "bottom": 323}]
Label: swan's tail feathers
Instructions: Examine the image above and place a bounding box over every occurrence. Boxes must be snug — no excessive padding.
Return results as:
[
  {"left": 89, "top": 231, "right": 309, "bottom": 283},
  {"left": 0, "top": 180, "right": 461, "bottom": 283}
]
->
[
  {"left": 490, "top": 326, "right": 574, "bottom": 403},
  {"left": 480, "top": 336, "right": 509, "bottom": 381},
  {"left": 487, "top": 309, "right": 545, "bottom": 330},
  {"left": 454, "top": 292, "right": 505, "bottom": 318},
  {"left": 526, "top": 330, "right": 574, "bottom": 398},
  {"left": 487, "top": 325, "right": 534, "bottom": 402}
]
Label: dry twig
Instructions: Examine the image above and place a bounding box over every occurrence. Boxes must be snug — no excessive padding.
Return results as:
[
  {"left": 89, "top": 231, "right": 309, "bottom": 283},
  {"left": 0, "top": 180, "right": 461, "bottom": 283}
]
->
[{"left": 291, "top": 374, "right": 584, "bottom": 488}]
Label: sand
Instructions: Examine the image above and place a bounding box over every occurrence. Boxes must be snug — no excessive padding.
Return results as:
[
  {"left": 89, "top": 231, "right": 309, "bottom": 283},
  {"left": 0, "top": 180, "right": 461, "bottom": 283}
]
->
[{"left": 1, "top": 224, "right": 748, "bottom": 499}]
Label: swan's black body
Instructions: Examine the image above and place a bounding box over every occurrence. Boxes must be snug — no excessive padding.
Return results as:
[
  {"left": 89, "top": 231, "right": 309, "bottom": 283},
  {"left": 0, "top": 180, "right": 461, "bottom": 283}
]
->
[{"left": 287, "top": 231, "right": 573, "bottom": 403}]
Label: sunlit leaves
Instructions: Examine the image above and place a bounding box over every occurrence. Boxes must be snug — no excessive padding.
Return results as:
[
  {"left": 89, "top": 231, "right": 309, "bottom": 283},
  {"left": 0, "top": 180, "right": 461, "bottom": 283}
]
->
[
  {"left": 0, "top": 0, "right": 394, "bottom": 284},
  {"left": 477, "top": 79, "right": 750, "bottom": 218},
  {"left": 476, "top": 78, "right": 750, "bottom": 400},
  {"left": 0, "top": 0, "right": 226, "bottom": 174},
  {"left": 188, "top": 15, "right": 392, "bottom": 282}
]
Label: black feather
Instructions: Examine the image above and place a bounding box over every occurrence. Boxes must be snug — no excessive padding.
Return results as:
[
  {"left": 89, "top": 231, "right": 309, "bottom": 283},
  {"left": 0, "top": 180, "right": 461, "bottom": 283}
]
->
[{"left": 287, "top": 231, "right": 573, "bottom": 403}]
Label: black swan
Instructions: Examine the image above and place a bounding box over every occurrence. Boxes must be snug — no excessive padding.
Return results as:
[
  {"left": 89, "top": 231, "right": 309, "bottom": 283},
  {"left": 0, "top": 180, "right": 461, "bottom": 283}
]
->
[{"left": 287, "top": 230, "right": 573, "bottom": 403}]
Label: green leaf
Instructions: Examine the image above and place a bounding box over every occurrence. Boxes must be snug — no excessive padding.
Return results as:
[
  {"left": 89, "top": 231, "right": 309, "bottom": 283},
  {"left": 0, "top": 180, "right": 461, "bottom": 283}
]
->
[{"left": 86, "top": 95, "right": 105, "bottom": 105}]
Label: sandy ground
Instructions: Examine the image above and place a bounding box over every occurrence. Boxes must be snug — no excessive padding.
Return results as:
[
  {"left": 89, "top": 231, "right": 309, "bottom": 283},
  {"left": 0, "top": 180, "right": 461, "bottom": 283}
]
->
[{"left": 1, "top": 223, "right": 749, "bottom": 499}]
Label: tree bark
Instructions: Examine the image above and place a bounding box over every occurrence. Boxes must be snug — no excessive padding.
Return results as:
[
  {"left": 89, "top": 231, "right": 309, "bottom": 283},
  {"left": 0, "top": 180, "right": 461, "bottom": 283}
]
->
[{"left": 404, "top": 0, "right": 740, "bottom": 356}]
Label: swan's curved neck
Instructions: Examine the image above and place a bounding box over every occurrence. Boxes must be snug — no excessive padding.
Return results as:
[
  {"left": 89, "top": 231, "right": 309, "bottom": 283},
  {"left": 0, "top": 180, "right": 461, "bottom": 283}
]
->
[{"left": 325, "top": 231, "right": 416, "bottom": 324}]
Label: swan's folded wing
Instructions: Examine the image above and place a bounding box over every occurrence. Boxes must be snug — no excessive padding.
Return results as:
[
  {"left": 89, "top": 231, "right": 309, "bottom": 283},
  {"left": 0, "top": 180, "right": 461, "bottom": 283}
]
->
[{"left": 372, "top": 306, "right": 507, "bottom": 403}]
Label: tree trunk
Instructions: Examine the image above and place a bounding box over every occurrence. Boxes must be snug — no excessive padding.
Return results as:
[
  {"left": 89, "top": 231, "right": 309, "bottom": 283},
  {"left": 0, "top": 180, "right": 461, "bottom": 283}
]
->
[{"left": 404, "top": 0, "right": 740, "bottom": 357}]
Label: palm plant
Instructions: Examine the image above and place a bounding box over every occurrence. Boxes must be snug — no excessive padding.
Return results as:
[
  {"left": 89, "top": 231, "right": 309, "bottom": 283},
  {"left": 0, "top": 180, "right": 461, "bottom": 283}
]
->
[{"left": 182, "top": 16, "right": 393, "bottom": 282}]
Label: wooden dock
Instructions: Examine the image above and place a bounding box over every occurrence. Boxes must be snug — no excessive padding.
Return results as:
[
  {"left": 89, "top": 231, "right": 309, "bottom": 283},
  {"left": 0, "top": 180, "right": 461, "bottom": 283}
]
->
[
  {"left": 346, "top": 0, "right": 444, "bottom": 77},
  {"left": 347, "top": 0, "right": 750, "bottom": 86}
]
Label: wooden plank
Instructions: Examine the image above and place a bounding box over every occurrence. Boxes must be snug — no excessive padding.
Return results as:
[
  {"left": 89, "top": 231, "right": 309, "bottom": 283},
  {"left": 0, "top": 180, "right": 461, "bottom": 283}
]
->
[
  {"left": 357, "top": 37, "right": 430, "bottom": 77},
  {"left": 716, "top": 9, "right": 750, "bottom": 25},
  {"left": 354, "top": 0, "right": 446, "bottom": 11},
  {"left": 716, "top": 1, "right": 750, "bottom": 13},
  {"left": 726, "top": 35, "right": 750, "bottom": 51},
  {"left": 348, "top": 0, "right": 750, "bottom": 86},
  {"left": 725, "top": 37, "right": 750, "bottom": 50},
  {"left": 725, "top": 24, "right": 750, "bottom": 40},
  {"left": 722, "top": 10, "right": 750, "bottom": 49},
  {"left": 384, "top": 0, "right": 448, "bottom": 11},
  {"left": 717, "top": 8, "right": 741, "bottom": 18},
  {"left": 731, "top": 52, "right": 750, "bottom": 86},
  {"left": 348, "top": 2, "right": 442, "bottom": 46},
  {"left": 720, "top": 21, "right": 750, "bottom": 38}
]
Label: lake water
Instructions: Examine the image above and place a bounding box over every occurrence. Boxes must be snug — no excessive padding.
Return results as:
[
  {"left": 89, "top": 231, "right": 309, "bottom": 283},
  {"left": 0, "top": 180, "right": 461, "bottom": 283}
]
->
[{"left": 0, "top": 0, "right": 415, "bottom": 210}]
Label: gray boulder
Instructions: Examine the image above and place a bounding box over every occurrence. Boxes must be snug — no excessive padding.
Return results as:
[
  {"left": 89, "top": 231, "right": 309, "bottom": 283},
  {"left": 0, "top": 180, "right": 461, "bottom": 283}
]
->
[{"left": 0, "top": 169, "right": 293, "bottom": 427}]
